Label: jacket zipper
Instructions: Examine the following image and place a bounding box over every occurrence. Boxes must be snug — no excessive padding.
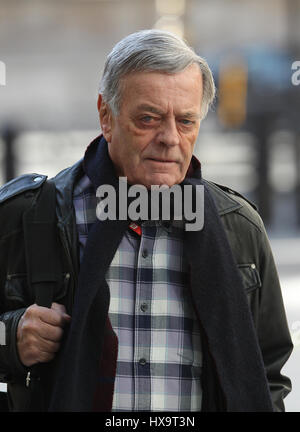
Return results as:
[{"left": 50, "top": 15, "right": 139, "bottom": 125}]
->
[{"left": 25, "top": 371, "right": 31, "bottom": 388}]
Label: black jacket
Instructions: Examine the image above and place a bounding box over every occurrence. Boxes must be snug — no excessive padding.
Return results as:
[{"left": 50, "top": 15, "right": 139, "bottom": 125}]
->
[{"left": 0, "top": 159, "right": 293, "bottom": 411}]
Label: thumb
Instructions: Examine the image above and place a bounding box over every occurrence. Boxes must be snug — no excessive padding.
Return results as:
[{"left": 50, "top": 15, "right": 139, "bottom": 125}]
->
[{"left": 51, "top": 302, "right": 71, "bottom": 321}]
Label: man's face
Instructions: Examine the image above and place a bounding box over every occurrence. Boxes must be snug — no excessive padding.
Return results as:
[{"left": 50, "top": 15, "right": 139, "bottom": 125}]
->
[{"left": 98, "top": 63, "right": 203, "bottom": 188}]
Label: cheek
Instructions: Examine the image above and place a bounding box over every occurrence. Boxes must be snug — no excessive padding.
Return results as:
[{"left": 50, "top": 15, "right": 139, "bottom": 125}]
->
[
  {"left": 181, "top": 136, "right": 196, "bottom": 157},
  {"left": 127, "top": 131, "right": 154, "bottom": 157},
  {"left": 120, "top": 146, "right": 143, "bottom": 175},
  {"left": 125, "top": 120, "right": 150, "bottom": 139}
]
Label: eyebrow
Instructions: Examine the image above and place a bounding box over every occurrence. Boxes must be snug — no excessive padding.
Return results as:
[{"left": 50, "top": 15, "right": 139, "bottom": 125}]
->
[
  {"left": 136, "top": 104, "right": 164, "bottom": 115},
  {"left": 180, "top": 112, "right": 201, "bottom": 120},
  {"left": 136, "top": 104, "right": 201, "bottom": 119}
]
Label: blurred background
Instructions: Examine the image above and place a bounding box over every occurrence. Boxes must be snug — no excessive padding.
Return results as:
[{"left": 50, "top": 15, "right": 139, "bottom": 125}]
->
[{"left": 0, "top": 0, "right": 299, "bottom": 411}]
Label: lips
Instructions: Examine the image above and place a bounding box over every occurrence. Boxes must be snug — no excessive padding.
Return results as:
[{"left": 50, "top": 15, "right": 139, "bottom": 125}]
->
[{"left": 147, "top": 158, "right": 177, "bottom": 163}]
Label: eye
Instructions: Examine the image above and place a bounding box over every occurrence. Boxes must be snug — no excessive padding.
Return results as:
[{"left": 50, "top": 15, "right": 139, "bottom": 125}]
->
[
  {"left": 179, "top": 119, "right": 194, "bottom": 126},
  {"left": 141, "top": 115, "right": 154, "bottom": 123},
  {"left": 138, "top": 115, "right": 161, "bottom": 127}
]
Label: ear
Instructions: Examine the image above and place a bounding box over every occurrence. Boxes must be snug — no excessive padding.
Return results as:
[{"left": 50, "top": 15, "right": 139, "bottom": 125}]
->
[{"left": 97, "top": 94, "right": 113, "bottom": 143}]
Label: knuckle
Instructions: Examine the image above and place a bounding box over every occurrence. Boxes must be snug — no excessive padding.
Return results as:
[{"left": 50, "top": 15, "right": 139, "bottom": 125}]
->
[
  {"left": 25, "top": 304, "right": 39, "bottom": 317},
  {"left": 51, "top": 302, "right": 66, "bottom": 312},
  {"left": 50, "top": 310, "right": 63, "bottom": 325},
  {"left": 22, "top": 320, "right": 38, "bottom": 335},
  {"left": 42, "top": 338, "right": 59, "bottom": 353},
  {"left": 26, "top": 334, "right": 37, "bottom": 346},
  {"left": 21, "top": 320, "right": 30, "bottom": 333}
]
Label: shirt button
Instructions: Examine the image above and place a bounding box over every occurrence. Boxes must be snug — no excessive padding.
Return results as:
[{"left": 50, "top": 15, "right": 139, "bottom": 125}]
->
[
  {"left": 142, "top": 249, "right": 148, "bottom": 258},
  {"left": 140, "top": 303, "right": 148, "bottom": 312},
  {"left": 139, "top": 358, "right": 147, "bottom": 366}
]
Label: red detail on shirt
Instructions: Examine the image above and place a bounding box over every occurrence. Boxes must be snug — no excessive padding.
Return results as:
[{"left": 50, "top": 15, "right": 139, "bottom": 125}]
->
[{"left": 129, "top": 222, "right": 142, "bottom": 236}]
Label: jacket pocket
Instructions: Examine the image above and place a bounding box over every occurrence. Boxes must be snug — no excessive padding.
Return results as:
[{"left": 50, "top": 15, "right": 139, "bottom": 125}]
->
[
  {"left": 4, "top": 273, "right": 70, "bottom": 309},
  {"left": 237, "top": 263, "right": 262, "bottom": 294},
  {"left": 4, "top": 274, "right": 28, "bottom": 308}
]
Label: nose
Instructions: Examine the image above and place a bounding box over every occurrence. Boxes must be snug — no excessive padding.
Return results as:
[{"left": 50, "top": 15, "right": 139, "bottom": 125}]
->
[{"left": 156, "top": 117, "right": 180, "bottom": 147}]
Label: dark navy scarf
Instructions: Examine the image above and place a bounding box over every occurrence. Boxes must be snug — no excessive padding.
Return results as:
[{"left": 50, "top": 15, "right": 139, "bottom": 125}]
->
[{"left": 49, "top": 136, "right": 273, "bottom": 412}]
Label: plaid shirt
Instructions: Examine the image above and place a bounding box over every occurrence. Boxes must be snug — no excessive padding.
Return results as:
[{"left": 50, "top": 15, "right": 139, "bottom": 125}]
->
[{"left": 73, "top": 174, "right": 203, "bottom": 411}]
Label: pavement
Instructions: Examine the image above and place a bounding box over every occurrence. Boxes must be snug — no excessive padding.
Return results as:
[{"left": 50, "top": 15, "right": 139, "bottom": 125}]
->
[{"left": 269, "top": 235, "right": 300, "bottom": 412}]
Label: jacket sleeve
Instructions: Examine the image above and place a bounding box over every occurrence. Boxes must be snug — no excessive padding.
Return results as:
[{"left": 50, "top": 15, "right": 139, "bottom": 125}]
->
[
  {"left": 0, "top": 308, "right": 28, "bottom": 383},
  {"left": 256, "top": 224, "right": 293, "bottom": 412},
  {"left": 0, "top": 174, "right": 47, "bottom": 384}
]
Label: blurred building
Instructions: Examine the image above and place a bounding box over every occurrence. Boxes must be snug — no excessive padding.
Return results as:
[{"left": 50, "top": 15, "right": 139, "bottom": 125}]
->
[{"left": 1, "top": 0, "right": 300, "bottom": 229}]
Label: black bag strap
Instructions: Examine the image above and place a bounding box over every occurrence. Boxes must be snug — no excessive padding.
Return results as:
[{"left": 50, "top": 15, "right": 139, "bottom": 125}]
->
[
  {"left": 23, "top": 179, "right": 61, "bottom": 308},
  {"left": 21, "top": 180, "right": 63, "bottom": 411}
]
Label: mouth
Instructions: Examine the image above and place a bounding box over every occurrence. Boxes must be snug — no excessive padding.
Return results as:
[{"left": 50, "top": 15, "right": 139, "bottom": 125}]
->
[{"left": 146, "top": 158, "right": 177, "bottom": 164}]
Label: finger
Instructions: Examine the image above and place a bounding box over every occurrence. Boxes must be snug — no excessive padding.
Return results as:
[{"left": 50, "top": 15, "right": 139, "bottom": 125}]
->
[
  {"left": 51, "top": 302, "right": 72, "bottom": 322},
  {"left": 38, "top": 306, "right": 71, "bottom": 327},
  {"left": 37, "top": 350, "right": 56, "bottom": 364},
  {"left": 37, "top": 337, "right": 61, "bottom": 354},
  {"left": 51, "top": 302, "right": 67, "bottom": 314},
  {"left": 22, "top": 314, "right": 64, "bottom": 342},
  {"left": 36, "top": 321, "right": 64, "bottom": 342},
  {"left": 18, "top": 332, "right": 61, "bottom": 366}
]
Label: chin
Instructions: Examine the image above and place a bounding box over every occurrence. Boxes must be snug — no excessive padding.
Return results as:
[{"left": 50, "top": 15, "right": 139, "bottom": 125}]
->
[{"left": 145, "top": 175, "right": 178, "bottom": 188}]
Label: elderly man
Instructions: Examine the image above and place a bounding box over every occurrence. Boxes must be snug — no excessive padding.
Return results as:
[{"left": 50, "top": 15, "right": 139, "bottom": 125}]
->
[{"left": 0, "top": 30, "right": 292, "bottom": 412}]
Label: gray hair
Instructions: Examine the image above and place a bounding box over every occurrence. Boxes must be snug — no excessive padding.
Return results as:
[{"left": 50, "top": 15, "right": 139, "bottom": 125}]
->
[{"left": 99, "top": 29, "right": 215, "bottom": 120}]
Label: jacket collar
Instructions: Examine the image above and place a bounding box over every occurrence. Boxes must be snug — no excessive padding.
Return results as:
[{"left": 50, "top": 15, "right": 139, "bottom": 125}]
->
[
  {"left": 202, "top": 180, "right": 243, "bottom": 216},
  {"left": 53, "top": 158, "right": 84, "bottom": 224}
]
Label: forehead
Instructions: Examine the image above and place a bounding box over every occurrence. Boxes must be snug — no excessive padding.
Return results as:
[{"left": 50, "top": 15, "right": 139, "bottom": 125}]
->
[{"left": 119, "top": 64, "right": 203, "bottom": 113}]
